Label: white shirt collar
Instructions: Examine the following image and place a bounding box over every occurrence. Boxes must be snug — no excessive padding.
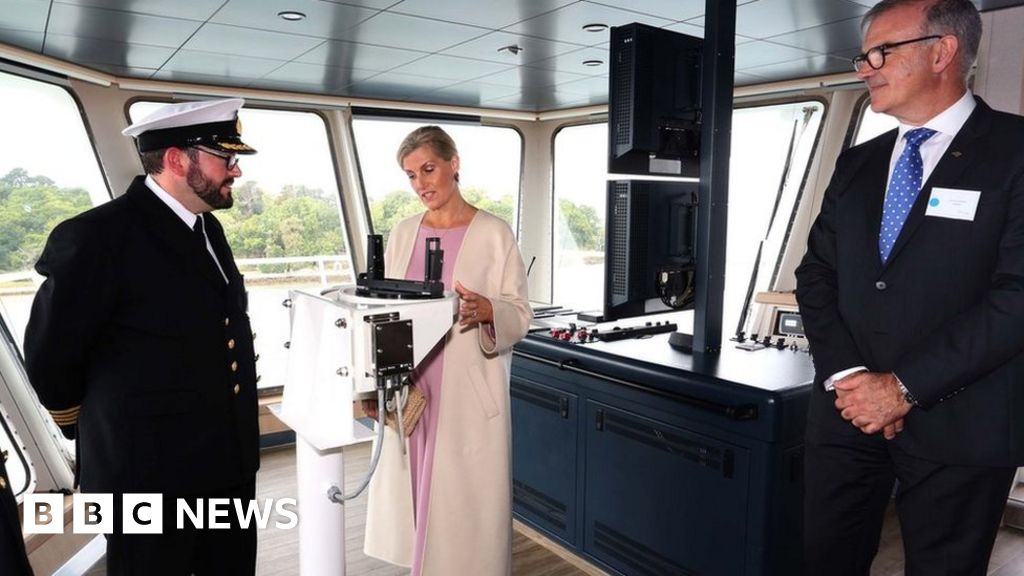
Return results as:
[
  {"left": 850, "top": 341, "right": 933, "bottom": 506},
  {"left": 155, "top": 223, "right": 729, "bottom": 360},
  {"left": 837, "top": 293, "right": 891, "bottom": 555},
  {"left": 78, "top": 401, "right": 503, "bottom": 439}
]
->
[
  {"left": 896, "top": 90, "right": 975, "bottom": 140},
  {"left": 144, "top": 175, "right": 200, "bottom": 230}
]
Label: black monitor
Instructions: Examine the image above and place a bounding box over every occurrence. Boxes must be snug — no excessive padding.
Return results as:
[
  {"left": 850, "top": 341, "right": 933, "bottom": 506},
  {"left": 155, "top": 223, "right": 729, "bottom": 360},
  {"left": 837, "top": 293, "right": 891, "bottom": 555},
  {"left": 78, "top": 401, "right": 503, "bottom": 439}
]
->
[
  {"left": 603, "top": 180, "right": 698, "bottom": 322},
  {"left": 608, "top": 23, "right": 702, "bottom": 177}
]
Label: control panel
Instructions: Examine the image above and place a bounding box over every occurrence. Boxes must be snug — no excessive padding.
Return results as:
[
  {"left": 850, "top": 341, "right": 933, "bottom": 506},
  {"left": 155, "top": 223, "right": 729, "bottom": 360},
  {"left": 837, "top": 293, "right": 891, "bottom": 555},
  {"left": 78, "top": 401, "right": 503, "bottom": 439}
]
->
[{"left": 542, "top": 320, "right": 678, "bottom": 345}]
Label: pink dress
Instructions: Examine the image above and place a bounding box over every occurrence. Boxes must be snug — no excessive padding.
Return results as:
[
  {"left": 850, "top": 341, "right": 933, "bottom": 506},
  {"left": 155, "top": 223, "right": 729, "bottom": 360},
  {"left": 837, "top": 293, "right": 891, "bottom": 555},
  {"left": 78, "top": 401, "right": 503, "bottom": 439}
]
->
[{"left": 404, "top": 224, "right": 468, "bottom": 576}]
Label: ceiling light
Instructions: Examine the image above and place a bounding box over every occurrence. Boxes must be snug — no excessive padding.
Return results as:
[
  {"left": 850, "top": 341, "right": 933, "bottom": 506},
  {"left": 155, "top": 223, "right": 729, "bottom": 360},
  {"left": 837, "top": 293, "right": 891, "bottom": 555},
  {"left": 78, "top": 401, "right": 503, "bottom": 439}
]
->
[
  {"left": 582, "top": 23, "right": 608, "bottom": 33},
  {"left": 498, "top": 44, "right": 524, "bottom": 56},
  {"left": 582, "top": 59, "right": 603, "bottom": 67},
  {"left": 277, "top": 10, "right": 307, "bottom": 21}
]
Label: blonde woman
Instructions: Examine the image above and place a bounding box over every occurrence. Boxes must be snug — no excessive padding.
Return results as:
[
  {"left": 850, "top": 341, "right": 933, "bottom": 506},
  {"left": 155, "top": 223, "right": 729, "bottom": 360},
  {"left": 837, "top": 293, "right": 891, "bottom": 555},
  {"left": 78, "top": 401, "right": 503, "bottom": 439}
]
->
[{"left": 363, "top": 125, "right": 532, "bottom": 576}]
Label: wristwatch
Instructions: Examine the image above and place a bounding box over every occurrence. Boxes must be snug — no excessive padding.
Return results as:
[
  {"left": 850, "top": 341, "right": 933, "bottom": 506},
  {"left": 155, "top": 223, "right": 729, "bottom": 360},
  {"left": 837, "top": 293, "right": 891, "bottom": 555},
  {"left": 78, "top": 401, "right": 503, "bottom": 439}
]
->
[{"left": 894, "top": 376, "right": 918, "bottom": 406}]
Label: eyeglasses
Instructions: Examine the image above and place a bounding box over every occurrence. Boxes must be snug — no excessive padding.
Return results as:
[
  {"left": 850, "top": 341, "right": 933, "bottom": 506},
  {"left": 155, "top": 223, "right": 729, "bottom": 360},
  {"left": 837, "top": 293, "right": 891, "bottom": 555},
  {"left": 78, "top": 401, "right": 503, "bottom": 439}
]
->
[
  {"left": 193, "top": 146, "right": 240, "bottom": 170},
  {"left": 851, "top": 35, "right": 942, "bottom": 72}
]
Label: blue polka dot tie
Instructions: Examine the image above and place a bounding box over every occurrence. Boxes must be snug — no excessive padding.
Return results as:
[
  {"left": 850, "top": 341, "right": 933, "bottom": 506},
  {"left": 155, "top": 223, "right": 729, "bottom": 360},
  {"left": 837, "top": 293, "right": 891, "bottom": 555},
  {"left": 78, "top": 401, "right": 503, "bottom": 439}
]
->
[{"left": 879, "top": 127, "right": 936, "bottom": 263}]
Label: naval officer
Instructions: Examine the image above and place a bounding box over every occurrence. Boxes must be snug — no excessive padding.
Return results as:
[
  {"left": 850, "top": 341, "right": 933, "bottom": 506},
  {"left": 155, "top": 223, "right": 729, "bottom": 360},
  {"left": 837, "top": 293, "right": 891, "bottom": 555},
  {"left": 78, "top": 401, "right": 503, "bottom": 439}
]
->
[{"left": 24, "top": 98, "right": 261, "bottom": 575}]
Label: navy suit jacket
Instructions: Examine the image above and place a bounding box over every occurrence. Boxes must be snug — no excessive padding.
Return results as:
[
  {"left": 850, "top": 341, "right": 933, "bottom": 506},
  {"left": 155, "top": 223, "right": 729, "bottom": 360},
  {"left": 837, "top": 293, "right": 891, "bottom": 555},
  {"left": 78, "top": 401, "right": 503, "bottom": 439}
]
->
[
  {"left": 796, "top": 98, "right": 1024, "bottom": 466},
  {"left": 23, "top": 176, "right": 260, "bottom": 495}
]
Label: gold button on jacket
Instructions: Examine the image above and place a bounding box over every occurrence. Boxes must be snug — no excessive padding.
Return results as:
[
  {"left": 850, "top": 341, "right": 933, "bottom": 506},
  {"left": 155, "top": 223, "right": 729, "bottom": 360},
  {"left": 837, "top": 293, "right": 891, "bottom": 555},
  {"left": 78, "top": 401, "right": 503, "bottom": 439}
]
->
[{"left": 227, "top": 338, "right": 236, "bottom": 350}]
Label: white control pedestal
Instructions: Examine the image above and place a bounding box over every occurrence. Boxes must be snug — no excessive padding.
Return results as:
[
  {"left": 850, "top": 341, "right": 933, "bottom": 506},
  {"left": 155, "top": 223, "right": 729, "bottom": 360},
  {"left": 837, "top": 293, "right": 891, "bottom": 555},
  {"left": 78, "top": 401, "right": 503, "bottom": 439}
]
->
[{"left": 273, "top": 287, "right": 457, "bottom": 575}]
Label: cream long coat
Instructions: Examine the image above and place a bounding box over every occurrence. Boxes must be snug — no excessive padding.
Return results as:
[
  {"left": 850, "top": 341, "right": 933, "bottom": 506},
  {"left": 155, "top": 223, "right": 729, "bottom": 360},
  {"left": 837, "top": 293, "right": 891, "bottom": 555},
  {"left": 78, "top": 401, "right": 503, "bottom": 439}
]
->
[{"left": 364, "top": 209, "right": 532, "bottom": 576}]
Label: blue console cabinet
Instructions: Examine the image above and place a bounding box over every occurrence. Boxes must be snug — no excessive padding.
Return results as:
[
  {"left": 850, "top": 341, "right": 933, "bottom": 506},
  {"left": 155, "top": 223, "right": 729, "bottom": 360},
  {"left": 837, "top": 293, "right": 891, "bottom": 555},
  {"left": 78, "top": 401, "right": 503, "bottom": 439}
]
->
[{"left": 511, "top": 332, "right": 814, "bottom": 575}]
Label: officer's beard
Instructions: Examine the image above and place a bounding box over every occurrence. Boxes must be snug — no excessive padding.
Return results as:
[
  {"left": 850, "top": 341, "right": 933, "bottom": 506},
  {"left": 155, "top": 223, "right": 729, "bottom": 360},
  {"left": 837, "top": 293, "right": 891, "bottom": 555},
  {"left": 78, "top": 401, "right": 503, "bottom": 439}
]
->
[{"left": 187, "top": 162, "right": 235, "bottom": 210}]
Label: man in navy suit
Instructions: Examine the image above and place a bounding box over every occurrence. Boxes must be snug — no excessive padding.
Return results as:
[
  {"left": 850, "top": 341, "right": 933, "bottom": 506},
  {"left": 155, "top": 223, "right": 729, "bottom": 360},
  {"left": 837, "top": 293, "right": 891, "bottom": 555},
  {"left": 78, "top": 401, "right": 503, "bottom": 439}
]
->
[
  {"left": 24, "top": 99, "right": 261, "bottom": 575},
  {"left": 796, "top": 0, "right": 1024, "bottom": 574}
]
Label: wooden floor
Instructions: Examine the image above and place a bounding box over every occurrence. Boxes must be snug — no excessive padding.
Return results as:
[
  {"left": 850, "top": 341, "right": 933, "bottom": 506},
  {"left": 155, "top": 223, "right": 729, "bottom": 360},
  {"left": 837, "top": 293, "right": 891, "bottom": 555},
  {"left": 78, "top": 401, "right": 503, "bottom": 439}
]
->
[
  {"left": 80, "top": 443, "right": 1024, "bottom": 575},
  {"left": 84, "top": 443, "right": 598, "bottom": 576}
]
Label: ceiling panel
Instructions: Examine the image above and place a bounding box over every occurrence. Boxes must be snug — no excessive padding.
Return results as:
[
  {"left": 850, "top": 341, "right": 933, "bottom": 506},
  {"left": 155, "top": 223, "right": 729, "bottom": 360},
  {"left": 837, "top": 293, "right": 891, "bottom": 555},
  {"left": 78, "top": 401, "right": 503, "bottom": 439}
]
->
[
  {"left": 388, "top": 54, "right": 515, "bottom": 82},
  {"left": 472, "top": 65, "right": 590, "bottom": 89},
  {"left": 159, "top": 49, "right": 288, "bottom": 78},
  {"left": 257, "top": 61, "right": 377, "bottom": 92},
  {"left": 390, "top": 0, "right": 576, "bottom": 30},
  {"left": 321, "top": 0, "right": 402, "bottom": 10},
  {"left": 689, "top": 0, "right": 868, "bottom": 39},
  {"left": 46, "top": 2, "right": 204, "bottom": 47},
  {"left": 503, "top": 1, "right": 674, "bottom": 47},
  {"left": 735, "top": 40, "right": 822, "bottom": 70},
  {"left": 483, "top": 88, "right": 591, "bottom": 111},
  {"left": 740, "top": 53, "right": 851, "bottom": 81},
  {"left": 0, "top": 28, "right": 43, "bottom": 52},
  {"left": 662, "top": 20, "right": 707, "bottom": 39},
  {"left": 554, "top": 74, "right": 607, "bottom": 99},
  {"left": 440, "top": 31, "right": 584, "bottom": 66},
  {"left": 210, "top": 0, "right": 380, "bottom": 40},
  {"left": 529, "top": 46, "right": 609, "bottom": 76},
  {"left": 586, "top": 0, "right": 764, "bottom": 22},
  {"left": 84, "top": 63, "right": 158, "bottom": 77},
  {"left": 1, "top": 0, "right": 1024, "bottom": 113},
  {"left": 0, "top": 0, "right": 49, "bottom": 33},
  {"left": 294, "top": 40, "right": 426, "bottom": 71},
  {"left": 345, "top": 71, "right": 458, "bottom": 100},
  {"left": 416, "top": 81, "right": 520, "bottom": 108},
  {"left": 43, "top": 34, "right": 176, "bottom": 69},
  {"left": 767, "top": 16, "right": 864, "bottom": 55},
  {"left": 330, "top": 11, "right": 489, "bottom": 52},
  {"left": 53, "top": 0, "right": 223, "bottom": 21},
  {"left": 151, "top": 68, "right": 257, "bottom": 88},
  {"left": 183, "top": 23, "right": 325, "bottom": 61},
  {"left": 735, "top": 70, "right": 771, "bottom": 85}
]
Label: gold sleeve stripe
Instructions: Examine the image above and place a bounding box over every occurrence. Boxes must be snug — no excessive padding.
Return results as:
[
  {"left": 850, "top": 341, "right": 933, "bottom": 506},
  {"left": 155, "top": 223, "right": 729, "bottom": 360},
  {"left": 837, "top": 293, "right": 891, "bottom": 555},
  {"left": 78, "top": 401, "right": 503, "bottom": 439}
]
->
[{"left": 49, "top": 407, "right": 80, "bottom": 425}]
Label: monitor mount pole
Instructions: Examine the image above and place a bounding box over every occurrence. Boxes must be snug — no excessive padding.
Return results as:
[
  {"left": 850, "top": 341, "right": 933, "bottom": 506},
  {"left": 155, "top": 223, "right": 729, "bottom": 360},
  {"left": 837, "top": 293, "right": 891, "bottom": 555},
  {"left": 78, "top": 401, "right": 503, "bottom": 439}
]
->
[{"left": 691, "top": 0, "right": 736, "bottom": 354}]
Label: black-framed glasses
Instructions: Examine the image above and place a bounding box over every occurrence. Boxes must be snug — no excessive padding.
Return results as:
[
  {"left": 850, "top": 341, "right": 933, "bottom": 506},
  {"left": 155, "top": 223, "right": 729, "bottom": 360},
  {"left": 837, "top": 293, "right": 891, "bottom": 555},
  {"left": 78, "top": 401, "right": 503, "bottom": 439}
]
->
[
  {"left": 851, "top": 35, "right": 942, "bottom": 72},
  {"left": 193, "top": 146, "right": 240, "bottom": 170}
]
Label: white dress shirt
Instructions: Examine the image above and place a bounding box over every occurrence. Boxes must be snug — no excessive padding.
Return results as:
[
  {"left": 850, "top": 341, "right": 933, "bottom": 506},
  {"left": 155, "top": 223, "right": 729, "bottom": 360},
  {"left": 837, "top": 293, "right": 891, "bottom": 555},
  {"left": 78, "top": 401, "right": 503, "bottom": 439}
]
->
[{"left": 144, "top": 175, "right": 228, "bottom": 283}]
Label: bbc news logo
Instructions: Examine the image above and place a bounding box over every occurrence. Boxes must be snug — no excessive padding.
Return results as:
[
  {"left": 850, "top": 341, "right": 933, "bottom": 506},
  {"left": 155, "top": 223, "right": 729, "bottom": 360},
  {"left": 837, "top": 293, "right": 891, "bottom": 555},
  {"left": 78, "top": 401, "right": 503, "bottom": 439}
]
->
[{"left": 23, "top": 494, "right": 298, "bottom": 534}]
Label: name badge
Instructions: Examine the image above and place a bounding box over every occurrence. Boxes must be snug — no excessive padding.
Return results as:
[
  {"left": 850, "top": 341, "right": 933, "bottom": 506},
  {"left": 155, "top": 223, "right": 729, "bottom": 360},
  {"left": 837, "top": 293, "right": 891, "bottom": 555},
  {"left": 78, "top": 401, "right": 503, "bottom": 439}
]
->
[{"left": 925, "top": 187, "right": 981, "bottom": 221}]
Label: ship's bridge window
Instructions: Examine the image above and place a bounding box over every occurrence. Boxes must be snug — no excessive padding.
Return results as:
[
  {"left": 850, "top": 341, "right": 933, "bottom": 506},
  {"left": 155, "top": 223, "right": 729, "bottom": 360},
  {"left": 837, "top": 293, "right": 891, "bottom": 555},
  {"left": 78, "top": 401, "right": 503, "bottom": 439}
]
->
[
  {"left": 549, "top": 100, "right": 826, "bottom": 332},
  {"left": 729, "top": 100, "right": 826, "bottom": 337},
  {"left": 350, "top": 117, "right": 522, "bottom": 243},
  {"left": 552, "top": 122, "right": 608, "bottom": 313},
  {"left": 0, "top": 70, "right": 110, "bottom": 358},
  {"left": 853, "top": 96, "right": 899, "bottom": 145},
  {"left": 130, "top": 103, "right": 354, "bottom": 390}
]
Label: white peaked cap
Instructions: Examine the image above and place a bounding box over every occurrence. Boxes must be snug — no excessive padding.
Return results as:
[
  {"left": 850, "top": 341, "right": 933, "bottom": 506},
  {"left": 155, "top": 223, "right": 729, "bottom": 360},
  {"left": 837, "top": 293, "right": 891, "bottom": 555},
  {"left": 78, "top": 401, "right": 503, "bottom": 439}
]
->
[{"left": 122, "top": 98, "right": 256, "bottom": 154}]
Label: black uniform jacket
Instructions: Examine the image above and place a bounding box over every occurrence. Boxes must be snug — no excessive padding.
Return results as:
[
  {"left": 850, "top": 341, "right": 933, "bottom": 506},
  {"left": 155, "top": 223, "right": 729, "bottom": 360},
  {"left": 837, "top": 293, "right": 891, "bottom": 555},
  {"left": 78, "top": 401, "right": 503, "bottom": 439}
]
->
[
  {"left": 23, "top": 175, "right": 259, "bottom": 496},
  {"left": 0, "top": 456, "right": 32, "bottom": 575},
  {"left": 796, "top": 98, "right": 1024, "bottom": 466}
]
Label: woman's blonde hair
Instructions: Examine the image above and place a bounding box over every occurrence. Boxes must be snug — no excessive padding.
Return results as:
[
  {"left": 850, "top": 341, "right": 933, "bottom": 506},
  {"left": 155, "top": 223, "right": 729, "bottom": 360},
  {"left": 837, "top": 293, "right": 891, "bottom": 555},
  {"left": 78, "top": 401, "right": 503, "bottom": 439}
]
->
[{"left": 396, "top": 125, "right": 459, "bottom": 166}]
